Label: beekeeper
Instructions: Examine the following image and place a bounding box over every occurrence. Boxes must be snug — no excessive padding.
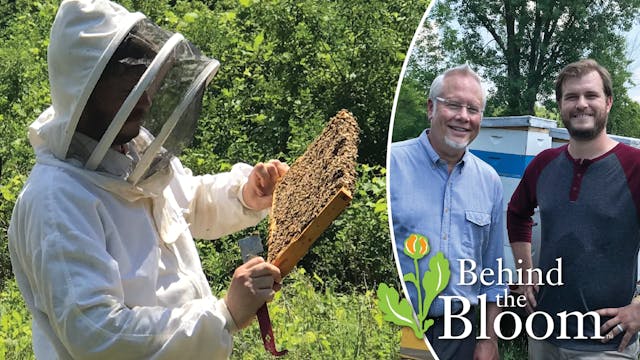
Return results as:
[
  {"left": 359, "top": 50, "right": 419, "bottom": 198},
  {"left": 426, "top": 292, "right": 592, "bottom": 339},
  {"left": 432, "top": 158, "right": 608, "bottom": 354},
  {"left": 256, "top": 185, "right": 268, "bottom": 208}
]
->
[{"left": 8, "top": 0, "right": 287, "bottom": 358}]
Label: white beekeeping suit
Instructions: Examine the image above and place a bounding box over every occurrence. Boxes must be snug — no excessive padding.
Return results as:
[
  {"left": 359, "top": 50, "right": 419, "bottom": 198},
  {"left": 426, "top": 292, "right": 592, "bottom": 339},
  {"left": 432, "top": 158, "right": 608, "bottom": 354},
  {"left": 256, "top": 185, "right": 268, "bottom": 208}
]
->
[{"left": 8, "top": 0, "right": 269, "bottom": 358}]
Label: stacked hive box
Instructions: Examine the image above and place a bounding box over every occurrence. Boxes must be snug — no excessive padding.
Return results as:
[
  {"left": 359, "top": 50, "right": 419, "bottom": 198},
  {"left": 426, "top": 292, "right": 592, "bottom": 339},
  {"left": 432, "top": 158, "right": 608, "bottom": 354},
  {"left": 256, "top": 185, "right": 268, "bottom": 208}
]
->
[{"left": 469, "top": 115, "right": 557, "bottom": 271}]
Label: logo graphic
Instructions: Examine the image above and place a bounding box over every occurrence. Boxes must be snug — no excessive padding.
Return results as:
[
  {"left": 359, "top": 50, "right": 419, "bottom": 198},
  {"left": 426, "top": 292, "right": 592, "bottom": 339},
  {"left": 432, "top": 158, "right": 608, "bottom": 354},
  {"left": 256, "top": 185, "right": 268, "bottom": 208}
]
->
[{"left": 377, "top": 234, "right": 450, "bottom": 337}]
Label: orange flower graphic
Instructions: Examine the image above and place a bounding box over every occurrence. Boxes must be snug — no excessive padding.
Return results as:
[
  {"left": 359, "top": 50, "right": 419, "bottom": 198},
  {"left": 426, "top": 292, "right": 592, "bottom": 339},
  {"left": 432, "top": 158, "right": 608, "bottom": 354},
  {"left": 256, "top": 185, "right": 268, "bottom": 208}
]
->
[{"left": 404, "top": 233, "right": 429, "bottom": 259}]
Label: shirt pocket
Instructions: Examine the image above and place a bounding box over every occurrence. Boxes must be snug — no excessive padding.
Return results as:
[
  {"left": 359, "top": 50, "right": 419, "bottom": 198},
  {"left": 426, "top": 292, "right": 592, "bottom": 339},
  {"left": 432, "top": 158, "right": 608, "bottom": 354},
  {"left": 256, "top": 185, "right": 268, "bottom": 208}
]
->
[{"left": 463, "top": 210, "right": 491, "bottom": 253}]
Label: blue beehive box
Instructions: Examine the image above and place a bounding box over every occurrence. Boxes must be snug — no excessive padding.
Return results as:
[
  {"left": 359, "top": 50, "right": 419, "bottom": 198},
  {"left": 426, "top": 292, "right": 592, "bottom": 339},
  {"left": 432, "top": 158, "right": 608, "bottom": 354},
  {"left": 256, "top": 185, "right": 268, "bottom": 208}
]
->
[{"left": 469, "top": 116, "right": 557, "bottom": 274}]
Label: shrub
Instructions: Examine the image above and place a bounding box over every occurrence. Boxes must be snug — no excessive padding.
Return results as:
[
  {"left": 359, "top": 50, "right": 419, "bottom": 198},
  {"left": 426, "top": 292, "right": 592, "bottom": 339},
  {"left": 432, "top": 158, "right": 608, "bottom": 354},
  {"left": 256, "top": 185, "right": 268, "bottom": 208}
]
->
[
  {"left": 230, "top": 268, "right": 401, "bottom": 359},
  {"left": 0, "top": 279, "right": 33, "bottom": 360},
  {"left": 0, "top": 271, "right": 401, "bottom": 359}
]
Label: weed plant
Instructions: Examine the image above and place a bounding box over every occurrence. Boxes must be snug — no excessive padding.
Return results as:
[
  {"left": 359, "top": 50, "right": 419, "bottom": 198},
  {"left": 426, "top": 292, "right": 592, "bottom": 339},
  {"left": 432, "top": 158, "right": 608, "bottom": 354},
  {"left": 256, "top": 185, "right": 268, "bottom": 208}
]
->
[
  {"left": 0, "top": 270, "right": 402, "bottom": 359},
  {"left": 0, "top": 279, "right": 33, "bottom": 359},
  {"left": 231, "top": 268, "right": 401, "bottom": 359}
]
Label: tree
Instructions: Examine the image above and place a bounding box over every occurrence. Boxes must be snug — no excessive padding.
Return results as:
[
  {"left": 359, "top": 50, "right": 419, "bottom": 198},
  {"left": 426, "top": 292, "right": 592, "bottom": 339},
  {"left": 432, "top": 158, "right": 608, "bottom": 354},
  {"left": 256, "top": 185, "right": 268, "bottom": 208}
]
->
[
  {"left": 392, "top": 20, "right": 451, "bottom": 142},
  {"left": 430, "top": 0, "right": 640, "bottom": 117},
  {"left": 608, "top": 94, "right": 640, "bottom": 138},
  {"left": 393, "top": 76, "right": 427, "bottom": 141},
  {"left": 0, "top": 0, "right": 431, "bottom": 290},
  {"left": 138, "top": 0, "right": 430, "bottom": 167}
]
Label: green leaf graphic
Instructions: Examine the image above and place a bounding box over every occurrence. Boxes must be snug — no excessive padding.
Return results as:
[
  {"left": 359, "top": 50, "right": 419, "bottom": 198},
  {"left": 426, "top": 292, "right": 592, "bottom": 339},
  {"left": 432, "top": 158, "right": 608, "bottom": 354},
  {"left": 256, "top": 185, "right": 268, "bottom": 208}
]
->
[
  {"left": 421, "top": 252, "right": 450, "bottom": 332},
  {"left": 376, "top": 283, "right": 421, "bottom": 337},
  {"left": 403, "top": 272, "right": 418, "bottom": 285},
  {"left": 376, "top": 233, "right": 451, "bottom": 339}
]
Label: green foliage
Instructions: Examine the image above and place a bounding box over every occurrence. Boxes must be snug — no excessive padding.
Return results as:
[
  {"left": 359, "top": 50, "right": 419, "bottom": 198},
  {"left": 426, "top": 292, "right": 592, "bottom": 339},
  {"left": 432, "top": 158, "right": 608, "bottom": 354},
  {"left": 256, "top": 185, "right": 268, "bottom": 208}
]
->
[
  {"left": 0, "top": 0, "right": 57, "bottom": 287},
  {"left": 499, "top": 334, "right": 527, "bottom": 360},
  {"left": 377, "top": 283, "right": 419, "bottom": 335},
  {"left": 140, "top": 0, "right": 431, "bottom": 166},
  {"left": 231, "top": 269, "right": 401, "bottom": 359},
  {"left": 393, "top": 76, "right": 427, "bottom": 142},
  {"left": 430, "top": 0, "right": 640, "bottom": 116},
  {"left": 0, "top": 271, "right": 400, "bottom": 359},
  {"left": 395, "top": 0, "right": 640, "bottom": 139},
  {"left": 608, "top": 94, "right": 640, "bottom": 138},
  {"left": 0, "top": 279, "right": 34, "bottom": 360},
  {"left": 0, "top": 174, "right": 26, "bottom": 286}
]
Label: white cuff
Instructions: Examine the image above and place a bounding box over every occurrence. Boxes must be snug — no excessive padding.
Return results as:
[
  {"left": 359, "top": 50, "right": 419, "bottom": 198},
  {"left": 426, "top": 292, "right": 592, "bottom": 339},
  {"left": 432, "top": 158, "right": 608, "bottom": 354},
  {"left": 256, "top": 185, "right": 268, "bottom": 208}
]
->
[
  {"left": 217, "top": 298, "right": 239, "bottom": 334},
  {"left": 237, "top": 181, "right": 254, "bottom": 210}
]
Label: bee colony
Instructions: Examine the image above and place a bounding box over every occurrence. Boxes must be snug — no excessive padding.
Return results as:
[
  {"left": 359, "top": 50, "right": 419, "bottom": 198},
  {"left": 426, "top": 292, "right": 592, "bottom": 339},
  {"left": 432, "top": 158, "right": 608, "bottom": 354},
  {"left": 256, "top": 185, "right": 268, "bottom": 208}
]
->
[{"left": 267, "top": 109, "right": 360, "bottom": 276}]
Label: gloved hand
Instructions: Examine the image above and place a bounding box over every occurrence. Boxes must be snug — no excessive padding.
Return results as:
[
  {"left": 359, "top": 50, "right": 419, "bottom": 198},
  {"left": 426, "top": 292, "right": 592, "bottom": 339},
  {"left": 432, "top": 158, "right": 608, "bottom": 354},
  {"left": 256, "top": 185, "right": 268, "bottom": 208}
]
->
[{"left": 224, "top": 256, "right": 282, "bottom": 329}]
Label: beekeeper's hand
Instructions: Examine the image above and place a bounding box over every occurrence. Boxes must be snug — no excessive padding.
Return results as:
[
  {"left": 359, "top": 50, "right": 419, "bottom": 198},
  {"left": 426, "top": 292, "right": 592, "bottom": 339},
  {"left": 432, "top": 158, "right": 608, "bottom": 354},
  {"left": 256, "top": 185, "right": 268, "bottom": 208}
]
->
[
  {"left": 224, "top": 256, "right": 282, "bottom": 329},
  {"left": 243, "top": 160, "right": 289, "bottom": 210}
]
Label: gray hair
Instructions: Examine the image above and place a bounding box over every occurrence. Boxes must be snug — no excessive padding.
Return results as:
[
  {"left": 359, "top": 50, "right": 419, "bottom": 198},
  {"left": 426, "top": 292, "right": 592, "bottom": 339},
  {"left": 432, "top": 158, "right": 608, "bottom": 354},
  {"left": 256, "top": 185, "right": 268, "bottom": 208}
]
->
[{"left": 428, "top": 64, "right": 486, "bottom": 109}]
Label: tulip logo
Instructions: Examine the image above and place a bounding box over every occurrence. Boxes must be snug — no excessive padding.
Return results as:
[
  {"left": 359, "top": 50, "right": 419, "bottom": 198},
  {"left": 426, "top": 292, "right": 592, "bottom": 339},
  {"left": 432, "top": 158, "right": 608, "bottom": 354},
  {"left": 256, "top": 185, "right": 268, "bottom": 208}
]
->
[
  {"left": 404, "top": 233, "right": 429, "bottom": 259},
  {"left": 377, "top": 233, "right": 450, "bottom": 338}
]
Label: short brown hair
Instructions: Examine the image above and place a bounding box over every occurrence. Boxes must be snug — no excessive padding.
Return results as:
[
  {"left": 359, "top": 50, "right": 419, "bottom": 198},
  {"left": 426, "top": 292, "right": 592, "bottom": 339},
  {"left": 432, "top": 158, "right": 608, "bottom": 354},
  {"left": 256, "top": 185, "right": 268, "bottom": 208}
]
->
[{"left": 555, "top": 59, "right": 613, "bottom": 103}]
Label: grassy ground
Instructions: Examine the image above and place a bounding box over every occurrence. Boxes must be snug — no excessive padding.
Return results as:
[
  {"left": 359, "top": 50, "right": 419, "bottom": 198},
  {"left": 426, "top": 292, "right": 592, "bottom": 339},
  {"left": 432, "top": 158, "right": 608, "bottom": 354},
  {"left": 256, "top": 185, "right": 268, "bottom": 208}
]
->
[
  {"left": 500, "top": 335, "right": 528, "bottom": 360},
  {"left": 0, "top": 269, "right": 401, "bottom": 360},
  {"left": 1, "top": 269, "right": 537, "bottom": 359}
]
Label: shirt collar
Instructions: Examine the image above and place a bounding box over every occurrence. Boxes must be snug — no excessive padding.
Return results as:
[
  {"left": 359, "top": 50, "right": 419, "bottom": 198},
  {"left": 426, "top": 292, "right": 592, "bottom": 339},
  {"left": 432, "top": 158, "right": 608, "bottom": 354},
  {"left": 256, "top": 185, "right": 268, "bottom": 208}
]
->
[{"left": 419, "top": 129, "right": 468, "bottom": 171}]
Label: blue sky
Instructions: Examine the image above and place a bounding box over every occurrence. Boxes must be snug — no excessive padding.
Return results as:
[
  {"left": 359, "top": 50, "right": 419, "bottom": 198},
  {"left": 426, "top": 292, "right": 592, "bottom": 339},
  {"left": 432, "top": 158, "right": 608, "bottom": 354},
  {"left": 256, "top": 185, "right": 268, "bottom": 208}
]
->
[{"left": 626, "top": 23, "right": 640, "bottom": 102}]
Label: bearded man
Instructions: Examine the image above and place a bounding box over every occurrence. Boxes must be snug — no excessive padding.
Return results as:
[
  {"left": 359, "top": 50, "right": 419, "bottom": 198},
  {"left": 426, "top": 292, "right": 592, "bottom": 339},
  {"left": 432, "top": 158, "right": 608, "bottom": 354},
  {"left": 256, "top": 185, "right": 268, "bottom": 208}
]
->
[{"left": 508, "top": 59, "right": 640, "bottom": 359}]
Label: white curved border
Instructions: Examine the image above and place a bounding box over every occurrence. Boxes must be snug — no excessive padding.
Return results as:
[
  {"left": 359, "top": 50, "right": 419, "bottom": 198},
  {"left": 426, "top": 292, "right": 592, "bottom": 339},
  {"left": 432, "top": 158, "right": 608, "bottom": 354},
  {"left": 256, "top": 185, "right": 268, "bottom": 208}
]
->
[{"left": 385, "top": 1, "right": 439, "bottom": 358}]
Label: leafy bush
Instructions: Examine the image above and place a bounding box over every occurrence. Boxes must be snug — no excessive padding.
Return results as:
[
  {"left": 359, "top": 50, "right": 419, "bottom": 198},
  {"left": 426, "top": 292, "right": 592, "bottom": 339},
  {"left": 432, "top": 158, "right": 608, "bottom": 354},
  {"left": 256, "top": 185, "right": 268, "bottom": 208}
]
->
[
  {"left": 0, "top": 271, "right": 400, "bottom": 359},
  {"left": 0, "top": 0, "right": 56, "bottom": 287},
  {"left": 0, "top": 279, "right": 33, "bottom": 360},
  {"left": 230, "top": 268, "right": 401, "bottom": 359}
]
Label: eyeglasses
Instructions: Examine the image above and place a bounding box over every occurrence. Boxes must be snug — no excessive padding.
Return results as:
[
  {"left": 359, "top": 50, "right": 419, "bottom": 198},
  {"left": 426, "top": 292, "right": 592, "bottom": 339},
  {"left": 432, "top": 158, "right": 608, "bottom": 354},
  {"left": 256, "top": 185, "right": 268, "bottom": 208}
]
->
[{"left": 435, "top": 97, "right": 483, "bottom": 116}]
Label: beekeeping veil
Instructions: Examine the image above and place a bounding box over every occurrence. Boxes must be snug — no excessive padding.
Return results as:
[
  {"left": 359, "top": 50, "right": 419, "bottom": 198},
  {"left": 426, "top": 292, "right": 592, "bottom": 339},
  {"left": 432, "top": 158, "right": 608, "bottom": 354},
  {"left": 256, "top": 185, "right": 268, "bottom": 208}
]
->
[{"left": 29, "top": 0, "right": 219, "bottom": 185}]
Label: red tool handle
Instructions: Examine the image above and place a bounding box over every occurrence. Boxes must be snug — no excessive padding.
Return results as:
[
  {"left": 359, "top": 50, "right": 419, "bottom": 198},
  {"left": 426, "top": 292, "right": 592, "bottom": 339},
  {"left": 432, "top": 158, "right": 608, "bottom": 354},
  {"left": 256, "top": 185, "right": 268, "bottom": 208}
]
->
[{"left": 256, "top": 303, "right": 288, "bottom": 356}]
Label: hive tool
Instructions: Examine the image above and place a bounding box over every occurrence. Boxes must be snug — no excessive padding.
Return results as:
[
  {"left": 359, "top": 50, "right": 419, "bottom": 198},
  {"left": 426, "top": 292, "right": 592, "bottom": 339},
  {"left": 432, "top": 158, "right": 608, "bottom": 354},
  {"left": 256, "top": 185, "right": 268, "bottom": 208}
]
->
[{"left": 238, "top": 234, "right": 288, "bottom": 356}]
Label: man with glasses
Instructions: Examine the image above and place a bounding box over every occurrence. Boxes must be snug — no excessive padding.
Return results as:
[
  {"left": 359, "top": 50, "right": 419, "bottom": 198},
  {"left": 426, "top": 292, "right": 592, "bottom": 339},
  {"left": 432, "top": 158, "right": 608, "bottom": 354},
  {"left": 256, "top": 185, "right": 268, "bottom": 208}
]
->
[{"left": 390, "top": 64, "right": 505, "bottom": 359}]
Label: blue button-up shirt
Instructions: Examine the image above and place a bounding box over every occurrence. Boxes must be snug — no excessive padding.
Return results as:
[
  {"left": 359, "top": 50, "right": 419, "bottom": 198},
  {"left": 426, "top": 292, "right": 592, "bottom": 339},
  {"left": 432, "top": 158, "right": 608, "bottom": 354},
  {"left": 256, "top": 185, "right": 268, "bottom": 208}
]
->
[{"left": 389, "top": 130, "right": 507, "bottom": 317}]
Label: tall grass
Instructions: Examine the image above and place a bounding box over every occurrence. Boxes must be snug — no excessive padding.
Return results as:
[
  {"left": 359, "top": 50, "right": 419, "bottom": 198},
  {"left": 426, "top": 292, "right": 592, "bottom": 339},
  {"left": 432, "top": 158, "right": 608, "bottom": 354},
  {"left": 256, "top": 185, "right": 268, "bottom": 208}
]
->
[
  {"left": 231, "top": 269, "right": 400, "bottom": 359},
  {"left": 0, "top": 269, "right": 533, "bottom": 359},
  {"left": 0, "top": 269, "right": 401, "bottom": 359},
  {"left": 0, "top": 279, "right": 33, "bottom": 359}
]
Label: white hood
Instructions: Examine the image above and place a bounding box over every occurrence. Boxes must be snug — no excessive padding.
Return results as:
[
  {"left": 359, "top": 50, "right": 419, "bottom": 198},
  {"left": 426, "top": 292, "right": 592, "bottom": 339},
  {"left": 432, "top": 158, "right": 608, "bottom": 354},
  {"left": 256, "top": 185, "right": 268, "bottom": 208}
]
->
[
  {"left": 27, "top": 0, "right": 221, "bottom": 244},
  {"left": 30, "top": 0, "right": 145, "bottom": 159},
  {"left": 30, "top": 0, "right": 219, "bottom": 188}
]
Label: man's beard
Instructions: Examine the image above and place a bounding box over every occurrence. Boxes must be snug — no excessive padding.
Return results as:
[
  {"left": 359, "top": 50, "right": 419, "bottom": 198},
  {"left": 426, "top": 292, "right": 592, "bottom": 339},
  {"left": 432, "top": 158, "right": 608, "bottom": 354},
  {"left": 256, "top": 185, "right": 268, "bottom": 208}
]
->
[
  {"left": 562, "top": 112, "right": 607, "bottom": 141},
  {"left": 444, "top": 136, "right": 468, "bottom": 150}
]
